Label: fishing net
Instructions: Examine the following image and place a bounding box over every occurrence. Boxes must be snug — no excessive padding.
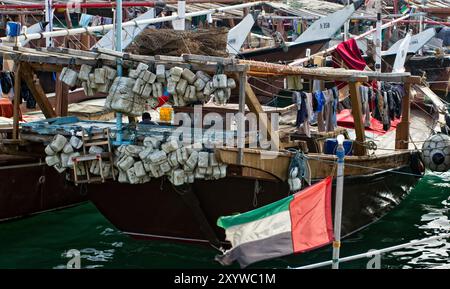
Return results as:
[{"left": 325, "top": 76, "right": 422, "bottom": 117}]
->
[{"left": 127, "top": 28, "right": 229, "bottom": 57}]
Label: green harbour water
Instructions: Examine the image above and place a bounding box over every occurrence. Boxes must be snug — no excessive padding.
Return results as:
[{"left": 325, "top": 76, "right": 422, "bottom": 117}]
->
[{"left": 0, "top": 172, "right": 449, "bottom": 269}]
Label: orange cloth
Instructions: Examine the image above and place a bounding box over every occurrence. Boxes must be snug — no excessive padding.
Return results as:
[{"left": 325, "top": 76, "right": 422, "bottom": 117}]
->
[{"left": 0, "top": 98, "right": 22, "bottom": 119}]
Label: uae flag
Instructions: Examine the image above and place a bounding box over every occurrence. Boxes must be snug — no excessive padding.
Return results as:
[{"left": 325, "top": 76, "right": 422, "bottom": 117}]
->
[{"left": 216, "top": 177, "right": 334, "bottom": 268}]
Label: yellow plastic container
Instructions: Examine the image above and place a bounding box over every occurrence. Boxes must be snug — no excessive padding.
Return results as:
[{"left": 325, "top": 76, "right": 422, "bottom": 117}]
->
[{"left": 159, "top": 106, "right": 173, "bottom": 123}]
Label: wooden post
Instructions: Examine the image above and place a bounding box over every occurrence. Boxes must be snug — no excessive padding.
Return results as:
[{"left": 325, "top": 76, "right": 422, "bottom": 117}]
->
[
  {"left": 55, "top": 72, "right": 69, "bottom": 116},
  {"left": 21, "top": 63, "right": 57, "bottom": 119},
  {"left": 348, "top": 81, "right": 367, "bottom": 156},
  {"left": 12, "top": 63, "right": 21, "bottom": 140},
  {"left": 276, "top": 19, "right": 285, "bottom": 40},
  {"left": 395, "top": 82, "right": 411, "bottom": 150}
]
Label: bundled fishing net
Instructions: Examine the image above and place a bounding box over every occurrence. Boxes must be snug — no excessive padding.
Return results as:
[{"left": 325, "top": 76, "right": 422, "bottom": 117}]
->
[{"left": 127, "top": 28, "right": 229, "bottom": 57}]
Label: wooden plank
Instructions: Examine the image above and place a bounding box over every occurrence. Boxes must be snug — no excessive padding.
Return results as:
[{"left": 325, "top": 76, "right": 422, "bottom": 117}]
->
[
  {"left": 55, "top": 72, "right": 69, "bottom": 117},
  {"left": 217, "top": 148, "right": 412, "bottom": 181},
  {"left": 217, "top": 148, "right": 291, "bottom": 181},
  {"left": 21, "top": 63, "right": 57, "bottom": 119},
  {"left": 348, "top": 81, "right": 367, "bottom": 156},
  {"left": 395, "top": 82, "right": 411, "bottom": 150},
  {"left": 30, "top": 63, "right": 64, "bottom": 72},
  {"left": 12, "top": 63, "right": 21, "bottom": 140},
  {"left": 182, "top": 54, "right": 236, "bottom": 65}
]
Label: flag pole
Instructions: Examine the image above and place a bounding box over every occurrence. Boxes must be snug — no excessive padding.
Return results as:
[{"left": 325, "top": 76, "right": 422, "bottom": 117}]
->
[{"left": 332, "top": 134, "right": 345, "bottom": 269}]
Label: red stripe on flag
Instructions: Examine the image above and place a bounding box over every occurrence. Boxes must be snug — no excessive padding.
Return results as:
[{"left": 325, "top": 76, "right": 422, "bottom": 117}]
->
[{"left": 289, "top": 177, "right": 334, "bottom": 253}]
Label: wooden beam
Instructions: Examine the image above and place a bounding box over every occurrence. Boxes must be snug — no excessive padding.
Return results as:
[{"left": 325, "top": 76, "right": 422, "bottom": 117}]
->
[
  {"left": 21, "top": 63, "right": 57, "bottom": 119},
  {"left": 217, "top": 148, "right": 291, "bottom": 181},
  {"left": 348, "top": 82, "right": 367, "bottom": 156},
  {"left": 55, "top": 72, "right": 69, "bottom": 117},
  {"left": 395, "top": 82, "right": 411, "bottom": 150},
  {"left": 30, "top": 63, "right": 64, "bottom": 72},
  {"left": 12, "top": 63, "right": 21, "bottom": 140},
  {"left": 244, "top": 82, "right": 279, "bottom": 151}
]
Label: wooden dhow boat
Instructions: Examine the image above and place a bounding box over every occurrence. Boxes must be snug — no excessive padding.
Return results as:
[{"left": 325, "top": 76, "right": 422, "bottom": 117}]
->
[{"left": 0, "top": 46, "right": 444, "bottom": 252}]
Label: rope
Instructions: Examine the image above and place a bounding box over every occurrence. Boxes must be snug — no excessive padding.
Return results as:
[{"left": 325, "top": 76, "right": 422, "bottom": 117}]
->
[
  {"left": 253, "top": 179, "right": 261, "bottom": 208},
  {"left": 287, "top": 148, "right": 311, "bottom": 188},
  {"left": 303, "top": 154, "right": 424, "bottom": 178}
]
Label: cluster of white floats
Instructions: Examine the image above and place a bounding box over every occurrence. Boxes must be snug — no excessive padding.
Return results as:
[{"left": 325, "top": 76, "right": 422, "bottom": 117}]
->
[
  {"left": 59, "top": 62, "right": 237, "bottom": 117},
  {"left": 44, "top": 134, "right": 228, "bottom": 186},
  {"left": 115, "top": 136, "right": 227, "bottom": 185}
]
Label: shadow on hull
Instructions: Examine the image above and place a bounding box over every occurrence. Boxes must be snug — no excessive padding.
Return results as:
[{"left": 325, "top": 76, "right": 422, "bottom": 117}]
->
[{"left": 87, "top": 165, "right": 419, "bottom": 245}]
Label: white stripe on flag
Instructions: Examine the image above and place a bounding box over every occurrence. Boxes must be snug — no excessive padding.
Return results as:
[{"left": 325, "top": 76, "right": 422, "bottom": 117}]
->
[{"left": 225, "top": 210, "right": 292, "bottom": 247}]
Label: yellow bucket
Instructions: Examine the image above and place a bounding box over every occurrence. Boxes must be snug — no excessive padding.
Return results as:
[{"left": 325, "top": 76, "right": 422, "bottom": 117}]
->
[{"left": 159, "top": 106, "right": 173, "bottom": 123}]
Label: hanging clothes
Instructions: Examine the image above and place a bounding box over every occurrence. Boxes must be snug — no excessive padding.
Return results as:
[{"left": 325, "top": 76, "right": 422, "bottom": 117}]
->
[
  {"left": 304, "top": 92, "right": 314, "bottom": 123},
  {"left": 323, "top": 89, "right": 335, "bottom": 132},
  {"left": 382, "top": 91, "right": 391, "bottom": 131},
  {"left": 313, "top": 90, "right": 326, "bottom": 132},
  {"left": 287, "top": 75, "right": 303, "bottom": 90},
  {"left": 359, "top": 86, "right": 371, "bottom": 128},
  {"left": 332, "top": 38, "right": 367, "bottom": 71},
  {"left": 91, "top": 16, "right": 102, "bottom": 27},
  {"left": 0, "top": 72, "right": 13, "bottom": 94},
  {"left": 312, "top": 79, "right": 322, "bottom": 92},
  {"left": 79, "top": 14, "right": 93, "bottom": 27},
  {"left": 294, "top": 91, "right": 308, "bottom": 126},
  {"left": 330, "top": 87, "right": 339, "bottom": 129},
  {"left": 293, "top": 91, "right": 310, "bottom": 137},
  {"left": 0, "top": 97, "right": 13, "bottom": 118},
  {"left": 21, "top": 82, "right": 36, "bottom": 109}
]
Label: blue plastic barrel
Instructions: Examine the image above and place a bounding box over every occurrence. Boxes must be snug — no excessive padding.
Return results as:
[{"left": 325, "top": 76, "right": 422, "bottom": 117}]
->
[{"left": 6, "top": 22, "right": 21, "bottom": 37}]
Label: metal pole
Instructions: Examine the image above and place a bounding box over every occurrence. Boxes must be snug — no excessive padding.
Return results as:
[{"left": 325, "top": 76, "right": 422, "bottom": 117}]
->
[
  {"left": 1, "top": 2, "right": 264, "bottom": 43},
  {"left": 237, "top": 72, "right": 246, "bottom": 165},
  {"left": 115, "top": 0, "right": 123, "bottom": 144},
  {"left": 343, "top": 0, "right": 350, "bottom": 41},
  {"left": 178, "top": 0, "right": 186, "bottom": 31},
  {"left": 45, "top": 0, "right": 53, "bottom": 47},
  {"left": 418, "top": 0, "right": 426, "bottom": 55},
  {"left": 375, "top": 0, "right": 382, "bottom": 73},
  {"left": 295, "top": 233, "right": 450, "bottom": 269},
  {"left": 331, "top": 134, "right": 345, "bottom": 269}
]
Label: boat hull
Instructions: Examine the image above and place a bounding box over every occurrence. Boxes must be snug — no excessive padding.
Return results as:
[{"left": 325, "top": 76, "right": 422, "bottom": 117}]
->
[
  {"left": 0, "top": 155, "right": 87, "bottom": 222},
  {"left": 239, "top": 40, "right": 328, "bottom": 63},
  {"left": 382, "top": 54, "right": 450, "bottom": 99},
  {"left": 86, "top": 165, "right": 419, "bottom": 245}
]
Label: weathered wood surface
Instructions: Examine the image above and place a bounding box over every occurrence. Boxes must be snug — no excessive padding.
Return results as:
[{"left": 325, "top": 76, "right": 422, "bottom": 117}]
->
[
  {"left": 55, "top": 72, "right": 69, "bottom": 117},
  {"left": 0, "top": 48, "right": 420, "bottom": 84},
  {"left": 21, "top": 63, "right": 57, "bottom": 119},
  {"left": 12, "top": 63, "right": 21, "bottom": 140},
  {"left": 244, "top": 82, "right": 280, "bottom": 150},
  {"left": 395, "top": 83, "right": 412, "bottom": 150},
  {"left": 348, "top": 81, "right": 367, "bottom": 156},
  {"left": 216, "top": 148, "right": 412, "bottom": 181}
]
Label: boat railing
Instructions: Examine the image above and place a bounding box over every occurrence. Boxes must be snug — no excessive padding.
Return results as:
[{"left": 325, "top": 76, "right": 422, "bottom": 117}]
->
[{"left": 291, "top": 233, "right": 450, "bottom": 269}]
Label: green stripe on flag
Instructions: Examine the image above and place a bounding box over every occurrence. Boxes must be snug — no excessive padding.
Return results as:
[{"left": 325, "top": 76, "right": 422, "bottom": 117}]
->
[
  {"left": 217, "top": 195, "right": 294, "bottom": 229},
  {"left": 400, "top": 6, "right": 409, "bottom": 14}
]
